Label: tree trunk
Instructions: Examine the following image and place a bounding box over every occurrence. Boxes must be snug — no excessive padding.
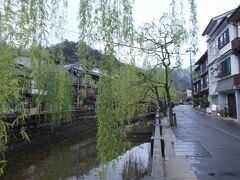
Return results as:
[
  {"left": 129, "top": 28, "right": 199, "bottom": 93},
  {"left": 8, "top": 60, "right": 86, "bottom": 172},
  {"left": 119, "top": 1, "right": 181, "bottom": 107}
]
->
[
  {"left": 153, "top": 85, "right": 161, "bottom": 110},
  {"left": 163, "top": 93, "right": 167, "bottom": 116},
  {"left": 76, "top": 76, "right": 80, "bottom": 109},
  {"left": 167, "top": 91, "right": 174, "bottom": 126},
  {"left": 164, "top": 66, "right": 174, "bottom": 126}
]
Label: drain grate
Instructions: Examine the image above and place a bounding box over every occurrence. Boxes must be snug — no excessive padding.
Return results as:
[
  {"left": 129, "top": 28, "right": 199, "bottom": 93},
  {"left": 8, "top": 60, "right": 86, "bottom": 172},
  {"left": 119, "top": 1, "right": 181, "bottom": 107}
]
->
[{"left": 172, "top": 141, "right": 211, "bottom": 157}]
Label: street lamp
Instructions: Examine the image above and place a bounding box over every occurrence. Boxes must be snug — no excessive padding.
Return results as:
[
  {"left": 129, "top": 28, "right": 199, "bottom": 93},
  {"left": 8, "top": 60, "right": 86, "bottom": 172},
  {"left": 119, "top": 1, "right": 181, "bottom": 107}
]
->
[{"left": 186, "top": 48, "right": 194, "bottom": 97}]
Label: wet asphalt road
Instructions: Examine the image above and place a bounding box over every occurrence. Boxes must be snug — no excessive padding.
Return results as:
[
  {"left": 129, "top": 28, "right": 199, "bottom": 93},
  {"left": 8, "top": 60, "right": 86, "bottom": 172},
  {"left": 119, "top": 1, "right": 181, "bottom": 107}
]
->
[{"left": 173, "top": 105, "right": 240, "bottom": 180}]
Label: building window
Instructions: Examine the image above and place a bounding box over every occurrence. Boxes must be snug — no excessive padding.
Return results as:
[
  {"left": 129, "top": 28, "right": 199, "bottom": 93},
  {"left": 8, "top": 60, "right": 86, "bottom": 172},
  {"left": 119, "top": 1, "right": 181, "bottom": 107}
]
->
[
  {"left": 219, "top": 57, "right": 231, "bottom": 78},
  {"left": 197, "top": 82, "right": 201, "bottom": 92},
  {"left": 201, "top": 60, "right": 207, "bottom": 73},
  {"left": 218, "top": 29, "right": 229, "bottom": 49},
  {"left": 202, "top": 75, "right": 208, "bottom": 89}
]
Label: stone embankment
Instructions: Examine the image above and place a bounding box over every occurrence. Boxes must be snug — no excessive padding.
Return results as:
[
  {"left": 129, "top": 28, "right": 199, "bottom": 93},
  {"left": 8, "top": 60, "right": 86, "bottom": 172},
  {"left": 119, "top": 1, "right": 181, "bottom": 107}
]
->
[{"left": 5, "top": 108, "right": 97, "bottom": 154}]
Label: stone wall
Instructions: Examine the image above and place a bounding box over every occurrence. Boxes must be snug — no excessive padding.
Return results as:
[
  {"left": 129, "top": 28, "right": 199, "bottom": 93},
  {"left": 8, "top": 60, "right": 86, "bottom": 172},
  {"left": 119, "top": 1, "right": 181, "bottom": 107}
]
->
[
  {"left": 5, "top": 109, "right": 97, "bottom": 154},
  {"left": 5, "top": 109, "right": 155, "bottom": 154}
]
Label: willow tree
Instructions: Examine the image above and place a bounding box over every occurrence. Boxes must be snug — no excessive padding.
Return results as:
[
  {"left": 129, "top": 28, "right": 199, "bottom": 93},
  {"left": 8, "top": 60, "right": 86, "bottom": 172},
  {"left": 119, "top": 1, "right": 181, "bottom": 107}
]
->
[
  {"left": 136, "top": 13, "right": 187, "bottom": 126},
  {"left": 78, "top": 0, "right": 139, "bottom": 168},
  {"left": 0, "top": 43, "right": 29, "bottom": 174},
  {"left": 96, "top": 65, "right": 149, "bottom": 164},
  {"left": 0, "top": 0, "right": 71, "bottom": 174},
  {"left": 135, "top": 67, "right": 177, "bottom": 116},
  {"left": 78, "top": 0, "right": 198, "bottom": 165},
  {"left": 188, "top": 0, "right": 199, "bottom": 54},
  {"left": 29, "top": 47, "right": 73, "bottom": 124}
]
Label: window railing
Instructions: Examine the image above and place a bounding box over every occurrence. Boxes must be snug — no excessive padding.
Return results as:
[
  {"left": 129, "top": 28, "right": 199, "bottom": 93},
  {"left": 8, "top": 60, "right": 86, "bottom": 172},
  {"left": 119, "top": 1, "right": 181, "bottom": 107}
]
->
[{"left": 218, "top": 70, "right": 231, "bottom": 78}]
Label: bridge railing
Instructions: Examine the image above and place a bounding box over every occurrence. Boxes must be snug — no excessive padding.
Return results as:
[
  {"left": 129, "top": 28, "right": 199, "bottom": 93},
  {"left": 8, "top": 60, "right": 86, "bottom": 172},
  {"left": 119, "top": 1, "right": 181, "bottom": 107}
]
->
[{"left": 150, "top": 109, "right": 169, "bottom": 180}]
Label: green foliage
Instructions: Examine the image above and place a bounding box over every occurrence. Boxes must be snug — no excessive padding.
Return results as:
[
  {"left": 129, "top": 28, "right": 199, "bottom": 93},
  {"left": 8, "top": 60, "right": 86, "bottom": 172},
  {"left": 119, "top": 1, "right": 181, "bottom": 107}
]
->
[
  {"left": 219, "top": 108, "right": 228, "bottom": 117},
  {"left": 96, "top": 64, "right": 148, "bottom": 164},
  {"left": 78, "top": 0, "right": 134, "bottom": 47},
  {"left": 170, "top": 86, "right": 178, "bottom": 102},
  {"left": 29, "top": 46, "right": 73, "bottom": 125},
  {"left": 199, "top": 96, "right": 209, "bottom": 109},
  {"left": 192, "top": 70, "right": 199, "bottom": 79},
  {"left": 0, "top": 1, "right": 71, "bottom": 174},
  {"left": 135, "top": 13, "right": 187, "bottom": 109},
  {"left": 0, "top": 43, "right": 28, "bottom": 174},
  {"left": 78, "top": 1, "right": 198, "bottom": 173},
  {"left": 79, "top": 88, "right": 87, "bottom": 106},
  {"left": 78, "top": 2, "right": 137, "bottom": 173},
  {"left": 188, "top": 0, "right": 199, "bottom": 54},
  {"left": 48, "top": 40, "right": 105, "bottom": 66},
  {"left": 135, "top": 8, "right": 188, "bottom": 125}
]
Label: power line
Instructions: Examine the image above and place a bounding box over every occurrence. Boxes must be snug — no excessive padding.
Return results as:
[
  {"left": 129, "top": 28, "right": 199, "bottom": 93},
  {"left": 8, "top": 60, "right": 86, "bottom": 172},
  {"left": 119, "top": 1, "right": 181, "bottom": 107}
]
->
[
  {"left": 47, "top": 23, "right": 234, "bottom": 59},
  {"left": 0, "top": 6, "right": 235, "bottom": 59}
]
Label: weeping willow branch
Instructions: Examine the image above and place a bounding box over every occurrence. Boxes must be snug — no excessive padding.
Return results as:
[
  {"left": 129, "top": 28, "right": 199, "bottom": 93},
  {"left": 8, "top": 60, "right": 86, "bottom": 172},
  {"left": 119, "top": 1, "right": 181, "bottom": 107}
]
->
[{"left": 0, "top": 0, "right": 70, "bottom": 174}]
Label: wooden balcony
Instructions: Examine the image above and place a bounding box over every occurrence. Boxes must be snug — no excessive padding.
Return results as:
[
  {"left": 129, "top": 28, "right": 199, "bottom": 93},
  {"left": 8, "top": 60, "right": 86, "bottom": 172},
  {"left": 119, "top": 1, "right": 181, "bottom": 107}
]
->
[
  {"left": 232, "top": 37, "right": 240, "bottom": 55},
  {"left": 233, "top": 74, "right": 240, "bottom": 89},
  {"left": 193, "top": 77, "right": 201, "bottom": 84}
]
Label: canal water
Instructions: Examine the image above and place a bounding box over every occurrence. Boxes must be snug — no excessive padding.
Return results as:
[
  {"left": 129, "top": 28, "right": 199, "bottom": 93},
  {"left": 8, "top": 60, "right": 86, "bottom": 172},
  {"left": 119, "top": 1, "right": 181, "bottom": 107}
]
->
[{"left": 2, "top": 123, "right": 151, "bottom": 180}]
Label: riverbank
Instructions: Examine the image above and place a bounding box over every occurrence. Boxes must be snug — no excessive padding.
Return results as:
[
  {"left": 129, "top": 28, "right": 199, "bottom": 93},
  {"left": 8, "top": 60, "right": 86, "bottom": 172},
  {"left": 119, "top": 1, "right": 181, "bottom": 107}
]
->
[
  {"left": 5, "top": 109, "right": 155, "bottom": 155},
  {"left": 2, "top": 118, "right": 153, "bottom": 179},
  {"left": 6, "top": 108, "right": 97, "bottom": 155}
]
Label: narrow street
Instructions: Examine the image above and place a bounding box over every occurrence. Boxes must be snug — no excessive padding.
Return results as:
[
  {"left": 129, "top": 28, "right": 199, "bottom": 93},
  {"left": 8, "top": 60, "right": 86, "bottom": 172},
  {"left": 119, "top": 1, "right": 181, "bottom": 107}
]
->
[{"left": 173, "top": 105, "right": 240, "bottom": 180}]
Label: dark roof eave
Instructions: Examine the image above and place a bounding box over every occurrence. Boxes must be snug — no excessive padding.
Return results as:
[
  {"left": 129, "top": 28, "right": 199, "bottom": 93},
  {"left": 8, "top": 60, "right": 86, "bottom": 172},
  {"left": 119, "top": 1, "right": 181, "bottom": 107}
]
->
[
  {"left": 202, "top": 19, "right": 216, "bottom": 36},
  {"left": 211, "top": 17, "right": 227, "bottom": 36},
  {"left": 203, "top": 17, "right": 226, "bottom": 37},
  {"left": 195, "top": 51, "right": 208, "bottom": 65},
  {"left": 228, "top": 5, "right": 240, "bottom": 22},
  {"left": 202, "top": 8, "right": 236, "bottom": 36}
]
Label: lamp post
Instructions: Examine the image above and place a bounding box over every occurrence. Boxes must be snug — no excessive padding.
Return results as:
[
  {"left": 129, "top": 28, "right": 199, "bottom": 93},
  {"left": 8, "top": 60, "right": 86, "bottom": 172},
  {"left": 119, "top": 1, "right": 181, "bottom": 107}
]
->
[{"left": 186, "top": 48, "right": 194, "bottom": 98}]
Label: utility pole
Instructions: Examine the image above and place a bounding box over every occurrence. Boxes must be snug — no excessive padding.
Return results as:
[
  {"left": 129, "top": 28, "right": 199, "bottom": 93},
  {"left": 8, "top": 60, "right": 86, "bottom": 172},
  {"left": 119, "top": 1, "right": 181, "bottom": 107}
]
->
[
  {"left": 186, "top": 48, "right": 194, "bottom": 97},
  {"left": 76, "top": 63, "right": 80, "bottom": 109}
]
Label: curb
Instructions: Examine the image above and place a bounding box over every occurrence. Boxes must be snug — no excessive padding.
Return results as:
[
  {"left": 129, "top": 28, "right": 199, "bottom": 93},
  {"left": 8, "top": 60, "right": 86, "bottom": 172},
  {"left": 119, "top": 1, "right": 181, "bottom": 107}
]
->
[{"left": 193, "top": 107, "right": 239, "bottom": 124}]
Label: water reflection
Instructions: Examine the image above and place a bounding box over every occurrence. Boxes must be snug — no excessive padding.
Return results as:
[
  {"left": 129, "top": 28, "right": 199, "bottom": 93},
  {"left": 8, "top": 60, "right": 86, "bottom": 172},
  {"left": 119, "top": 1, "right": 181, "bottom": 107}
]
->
[
  {"left": 2, "top": 132, "right": 150, "bottom": 180},
  {"left": 3, "top": 133, "right": 98, "bottom": 180},
  {"left": 82, "top": 143, "right": 150, "bottom": 179}
]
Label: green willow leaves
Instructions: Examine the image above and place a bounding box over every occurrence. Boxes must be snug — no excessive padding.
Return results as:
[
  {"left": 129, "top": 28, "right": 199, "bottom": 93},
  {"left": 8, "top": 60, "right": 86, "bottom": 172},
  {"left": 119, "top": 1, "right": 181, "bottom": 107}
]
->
[
  {"left": 0, "top": 0, "right": 71, "bottom": 174},
  {"left": 78, "top": 0, "right": 199, "bottom": 169},
  {"left": 189, "top": 0, "right": 199, "bottom": 54},
  {"left": 96, "top": 65, "right": 149, "bottom": 163},
  {"left": 78, "top": 0, "right": 137, "bottom": 167}
]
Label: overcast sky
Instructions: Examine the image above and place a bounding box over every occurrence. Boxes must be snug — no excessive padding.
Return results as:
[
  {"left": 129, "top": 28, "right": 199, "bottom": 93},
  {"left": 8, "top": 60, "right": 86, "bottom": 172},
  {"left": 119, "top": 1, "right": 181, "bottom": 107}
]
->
[{"left": 49, "top": 0, "right": 240, "bottom": 67}]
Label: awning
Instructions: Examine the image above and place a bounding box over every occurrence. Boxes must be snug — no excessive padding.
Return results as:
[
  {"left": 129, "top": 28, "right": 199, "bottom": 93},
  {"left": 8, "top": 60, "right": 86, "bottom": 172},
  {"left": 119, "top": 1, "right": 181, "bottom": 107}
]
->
[
  {"left": 217, "top": 76, "right": 234, "bottom": 92},
  {"left": 217, "top": 74, "right": 240, "bottom": 92}
]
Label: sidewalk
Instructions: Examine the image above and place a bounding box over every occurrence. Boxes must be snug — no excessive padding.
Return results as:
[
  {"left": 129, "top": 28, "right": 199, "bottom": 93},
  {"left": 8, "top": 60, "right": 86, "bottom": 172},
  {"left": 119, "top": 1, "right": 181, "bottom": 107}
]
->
[
  {"left": 193, "top": 107, "right": 239, "bottom": 124},
  {"left": 161, "top": 118, "right": 197, "bottom": 180}
]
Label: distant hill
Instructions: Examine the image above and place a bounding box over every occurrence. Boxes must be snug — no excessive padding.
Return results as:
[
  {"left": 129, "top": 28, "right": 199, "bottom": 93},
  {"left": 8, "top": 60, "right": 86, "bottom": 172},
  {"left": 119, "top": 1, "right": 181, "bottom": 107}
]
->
[
  {"left": 171, "top": 67, "right": 191, "bottom": 91},
  {"left": 47, "top": 40, "right": 122, "bottom": 69},
  {"left": 47, "top": 40, "right": 191, "bottom": 91},
  {"left": 47, "top": 40, "right": 104, "bottom": 65}
]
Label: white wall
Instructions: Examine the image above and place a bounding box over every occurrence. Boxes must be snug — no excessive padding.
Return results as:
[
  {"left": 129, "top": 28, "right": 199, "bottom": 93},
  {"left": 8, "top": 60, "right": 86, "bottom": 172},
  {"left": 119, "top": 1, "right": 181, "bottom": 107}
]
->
[
  {"left": 235, "top": 90, "right": 240, "bottom": 121},
  {"left": 207, "top": 24, "right": 237, "bottom": 64},
  {"left": 230, "top": 55, "right": 240, "bottom": 75},
  {"left": 206, "top": 19, "right": 240, "bottom": 109},
  {"left": 208, "top": 64, "right": 218, "bottom": 96}
]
